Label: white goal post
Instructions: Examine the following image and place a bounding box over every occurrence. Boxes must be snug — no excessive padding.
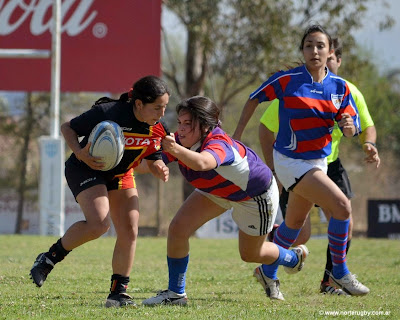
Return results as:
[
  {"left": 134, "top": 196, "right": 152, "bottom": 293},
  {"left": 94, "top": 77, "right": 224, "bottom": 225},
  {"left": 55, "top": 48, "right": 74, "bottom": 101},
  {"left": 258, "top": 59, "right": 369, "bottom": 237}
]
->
[{"left": 0, "top": 0, "right": 64, "bottom": 236}]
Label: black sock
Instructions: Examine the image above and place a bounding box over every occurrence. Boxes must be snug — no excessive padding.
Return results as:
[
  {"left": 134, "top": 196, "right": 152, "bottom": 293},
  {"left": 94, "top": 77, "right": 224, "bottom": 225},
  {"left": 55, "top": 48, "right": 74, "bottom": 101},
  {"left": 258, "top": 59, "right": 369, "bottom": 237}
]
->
[
  {"left": 109, "top": 274, "right": 130, "bottom": 295},
  {"left": 45, "top": 238, "right": 71, "bottom": 264},
  {"left": 323, "top": 239, "right": 352, "bottom": 283}
]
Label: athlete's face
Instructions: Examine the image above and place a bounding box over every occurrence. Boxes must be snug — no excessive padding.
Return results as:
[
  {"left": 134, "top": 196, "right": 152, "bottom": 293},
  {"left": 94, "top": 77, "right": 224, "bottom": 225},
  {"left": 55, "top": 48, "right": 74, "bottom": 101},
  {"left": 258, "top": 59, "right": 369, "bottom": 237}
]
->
[
  {"left": 135, "top": 93, "right": 169, "bottom": 125},
  {"left": 176, "top": 110, "right": 203, "bottom": 148},
  {"left": 302, "top": 32, "right": 333, "bottom": 71},
  {"left": 327, "top": 52, "right": 342, "bottom": 75}
]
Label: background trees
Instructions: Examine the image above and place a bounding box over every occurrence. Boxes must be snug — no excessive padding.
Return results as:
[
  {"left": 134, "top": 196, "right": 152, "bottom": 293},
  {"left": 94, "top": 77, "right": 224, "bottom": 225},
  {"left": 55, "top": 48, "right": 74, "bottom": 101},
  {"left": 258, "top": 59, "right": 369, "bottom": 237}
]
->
[{"left": 0, "top": 0, "right": 399, "bottom": 234}]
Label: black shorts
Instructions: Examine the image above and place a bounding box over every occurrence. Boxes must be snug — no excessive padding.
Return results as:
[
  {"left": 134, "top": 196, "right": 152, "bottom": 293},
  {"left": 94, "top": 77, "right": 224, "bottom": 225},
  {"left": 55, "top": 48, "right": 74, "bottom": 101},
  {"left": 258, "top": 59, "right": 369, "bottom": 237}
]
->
[
  {"left": 279, "top": 157, "right": 353, "bottom": 218},
  {"left": 65, "top": 157, "right": 136, "bottom": 199}
]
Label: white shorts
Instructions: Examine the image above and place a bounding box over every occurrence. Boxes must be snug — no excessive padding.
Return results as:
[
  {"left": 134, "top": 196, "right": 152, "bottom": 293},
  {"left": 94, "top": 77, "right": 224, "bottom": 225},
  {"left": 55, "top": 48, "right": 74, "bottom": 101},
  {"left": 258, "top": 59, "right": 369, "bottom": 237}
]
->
[
  {"left": 273, "top": 149, "right": 327, "bottom": 191},
  {"left": 195, "top": 177, "right": 279, "bottom": 236}
]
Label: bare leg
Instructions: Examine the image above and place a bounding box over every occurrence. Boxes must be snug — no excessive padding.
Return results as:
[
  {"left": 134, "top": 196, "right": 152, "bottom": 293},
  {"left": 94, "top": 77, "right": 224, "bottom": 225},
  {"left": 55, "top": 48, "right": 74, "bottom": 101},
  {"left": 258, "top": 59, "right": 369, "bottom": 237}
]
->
[
  {"left": 109, "top": 188, "right": 139, "bottom": 276},
  {"left": 62, "top": 184, "right": 111, "bottom": 251}
]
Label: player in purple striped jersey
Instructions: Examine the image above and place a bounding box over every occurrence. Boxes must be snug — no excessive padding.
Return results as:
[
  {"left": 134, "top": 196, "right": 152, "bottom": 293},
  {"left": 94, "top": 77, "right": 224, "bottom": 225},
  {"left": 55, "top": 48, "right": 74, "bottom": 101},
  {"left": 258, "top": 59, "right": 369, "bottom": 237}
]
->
[
  {"left": 142, "top": 96, "right": 309, "bottom": 305},
  {"left": 233, "top": 25, "right": 369, "bottom": 296}
]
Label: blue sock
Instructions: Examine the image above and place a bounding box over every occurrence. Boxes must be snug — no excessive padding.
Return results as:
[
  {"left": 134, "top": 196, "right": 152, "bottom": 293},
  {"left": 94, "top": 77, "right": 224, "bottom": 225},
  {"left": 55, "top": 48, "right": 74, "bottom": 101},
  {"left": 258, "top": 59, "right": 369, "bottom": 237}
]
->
[
  {"left": 273, "top": 221, "right": 301, "bottom": 249},
  {"left": 328, "top": 218, "right": 350, "bottom": 279},
  {"left": 261, "top": 245, "right": 298, "bottom": 280},
  {"left": 167, "top": 255, "right": 189, "bottom": 294}
]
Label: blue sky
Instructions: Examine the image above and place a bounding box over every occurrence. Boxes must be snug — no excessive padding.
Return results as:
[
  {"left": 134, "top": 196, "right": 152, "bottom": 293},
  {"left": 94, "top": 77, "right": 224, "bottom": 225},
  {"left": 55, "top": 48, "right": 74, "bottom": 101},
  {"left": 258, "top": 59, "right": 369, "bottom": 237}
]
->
[{"left": 352, "top": 0, "right": 400, "bottom": 72}]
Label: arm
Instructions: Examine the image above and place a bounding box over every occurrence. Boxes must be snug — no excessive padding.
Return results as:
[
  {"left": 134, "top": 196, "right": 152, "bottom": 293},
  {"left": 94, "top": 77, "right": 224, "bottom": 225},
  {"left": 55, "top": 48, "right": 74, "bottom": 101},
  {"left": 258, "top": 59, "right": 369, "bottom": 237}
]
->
[
  {"left": 60, "top": 121, "right": 104, "bottom": 170},
  {"left": 338, "top": 113, "right": 356, "bottom": 137},
  {"left": 258, "top": 123, "right": 275, "bottom": 170},
  {"left": 147, "top": 159, "right": 169, "bottom": 182},
  {"left": 232, "top": 98, "right": 259, "bottom": 140},
  {"left": 359, "top": 125, "right": 380, "bottom": 168},
  {"left": 348, "top": 82, "right": 380, "bottom": 167},
  {"left": 162, "top": 134, "right": 217, "bottom": 171}
]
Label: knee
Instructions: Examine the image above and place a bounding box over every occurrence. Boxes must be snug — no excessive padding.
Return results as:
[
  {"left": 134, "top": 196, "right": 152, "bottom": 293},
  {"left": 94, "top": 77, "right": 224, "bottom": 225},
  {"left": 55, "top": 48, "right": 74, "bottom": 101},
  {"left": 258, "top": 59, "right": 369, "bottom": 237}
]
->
[
  {"left": 121, "top": 226, "right": 138, "bottom": 242},
  {"left": 87, "top": 220, "right": 110, "bottom": 239},
  {"left": 168, "top": 219, "right": 190, "bottom": 240},
  {"left": 239, "top": 251, "right": 257, "bottom": 263},
  {"left": 333, "top": 198, "right": 352, "bottom": 220}
]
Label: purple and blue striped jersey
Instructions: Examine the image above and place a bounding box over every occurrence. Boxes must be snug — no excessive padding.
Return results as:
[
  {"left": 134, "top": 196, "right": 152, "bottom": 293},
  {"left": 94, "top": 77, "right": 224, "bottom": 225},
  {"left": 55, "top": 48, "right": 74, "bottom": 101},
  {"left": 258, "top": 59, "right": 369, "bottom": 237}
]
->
[
  {"left": 162, "top": 127, "right": 273, "bottom": 202},
  {"left": 251, "top": 64, "right": 361, "bottom": 159}
]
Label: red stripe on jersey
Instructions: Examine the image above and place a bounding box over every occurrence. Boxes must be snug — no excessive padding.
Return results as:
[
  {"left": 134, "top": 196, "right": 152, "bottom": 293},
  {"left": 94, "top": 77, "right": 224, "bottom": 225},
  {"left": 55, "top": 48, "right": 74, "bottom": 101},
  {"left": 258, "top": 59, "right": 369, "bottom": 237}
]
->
[
  {"left": 192, "top": 175, "right": 228, "bottom": 189},
  {"left": 208, "top": 143, "right": 226, "bottom": 163},
  {"left": 209, "top": 184, "right": 243, "bottom": 198},
  {"left": 150, "top": 122, "right": 168, "bottom": 138},
  {"left": 236, "top": 141, "right": 247, "bottom": 157},
  {"left": 279, "top": 75, "right": 291, "bottom": 92},
  {"left": 262, "top": 83, "right": 278, "bottom": 101},
  {"left": 294, "top": 135, "right": 331, "bottom": 153},
  {"left": 290, "top": 117, "right": 334, "bottom": 131},
  {"left": 284, "top": 96, "right": 336, "bottom": 113},
  {"left": 339, "top": 104, "right": 357, "bottom": 117}
]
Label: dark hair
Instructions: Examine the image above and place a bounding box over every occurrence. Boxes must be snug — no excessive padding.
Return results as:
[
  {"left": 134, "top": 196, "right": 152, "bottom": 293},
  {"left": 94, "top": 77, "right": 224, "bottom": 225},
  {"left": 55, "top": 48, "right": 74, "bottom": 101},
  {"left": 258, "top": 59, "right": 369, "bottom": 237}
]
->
[
  {"left": 94, "top": 75, "right": 170, "bottom": 106},
  {"left": 176, "top": 96, "right": 220, "bottom": 140},
  {"left": 299, "top": 24, "right": 332, "bottom": 51},
  {"left": 332, "top": 37, "right": 342, "bottom": 60}
]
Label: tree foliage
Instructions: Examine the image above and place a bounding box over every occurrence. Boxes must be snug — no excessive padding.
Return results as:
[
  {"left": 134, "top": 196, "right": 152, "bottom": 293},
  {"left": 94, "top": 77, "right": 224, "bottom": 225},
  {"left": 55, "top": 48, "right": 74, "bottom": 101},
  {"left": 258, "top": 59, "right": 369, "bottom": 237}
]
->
[{"left": 162, "top": 0, "right": 393, "bottom": 110}]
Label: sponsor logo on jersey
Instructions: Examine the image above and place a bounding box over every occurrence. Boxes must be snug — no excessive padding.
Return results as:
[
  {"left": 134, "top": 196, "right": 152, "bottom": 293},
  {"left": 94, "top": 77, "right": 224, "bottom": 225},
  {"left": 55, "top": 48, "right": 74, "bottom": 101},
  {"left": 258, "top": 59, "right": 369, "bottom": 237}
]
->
[
  {"left": 331, "top": 94, "right": 344, "bottom": 110},
  {"left": 80, "top": 177, "right": 96, "bottom": 187},
  {"left": 310, "top": 89, "right": 323, "bottom": 94},
  {"left": 124, "top": 136, "right": 162, "bottom": 148}
]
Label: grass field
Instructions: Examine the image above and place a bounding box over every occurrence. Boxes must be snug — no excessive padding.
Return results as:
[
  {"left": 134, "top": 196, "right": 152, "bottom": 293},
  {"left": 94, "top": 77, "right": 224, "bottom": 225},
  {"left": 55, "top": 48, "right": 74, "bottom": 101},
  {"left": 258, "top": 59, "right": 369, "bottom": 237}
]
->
[{"left": 0, "top": 235, "right": 399, "bottom": 319}]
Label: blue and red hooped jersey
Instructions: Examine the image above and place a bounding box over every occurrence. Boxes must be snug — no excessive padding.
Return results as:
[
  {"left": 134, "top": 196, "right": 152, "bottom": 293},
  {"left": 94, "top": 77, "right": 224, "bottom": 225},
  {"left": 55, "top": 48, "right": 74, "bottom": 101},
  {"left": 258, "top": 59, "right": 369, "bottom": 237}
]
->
[
  {"left": 162, "top": 127, "right": 273, "bottom": 202},
  {"left": 251, "top": 64, "right": 361, "bottom": 159}
]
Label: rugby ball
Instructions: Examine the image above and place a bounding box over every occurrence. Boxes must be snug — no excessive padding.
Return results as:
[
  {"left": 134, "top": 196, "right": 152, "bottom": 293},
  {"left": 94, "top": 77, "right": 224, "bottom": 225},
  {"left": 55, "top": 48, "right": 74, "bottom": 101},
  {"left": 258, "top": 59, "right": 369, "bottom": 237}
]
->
[{"left": 88, "top": 120, "right": 125, "bottom": 171}]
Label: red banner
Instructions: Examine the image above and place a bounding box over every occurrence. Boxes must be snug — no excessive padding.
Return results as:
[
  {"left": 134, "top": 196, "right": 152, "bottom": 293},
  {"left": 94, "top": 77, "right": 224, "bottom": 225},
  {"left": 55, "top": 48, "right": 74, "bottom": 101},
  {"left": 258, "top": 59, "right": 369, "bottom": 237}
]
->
[{"left": 0, "top": 0, "right": 161, "bottom": 93}]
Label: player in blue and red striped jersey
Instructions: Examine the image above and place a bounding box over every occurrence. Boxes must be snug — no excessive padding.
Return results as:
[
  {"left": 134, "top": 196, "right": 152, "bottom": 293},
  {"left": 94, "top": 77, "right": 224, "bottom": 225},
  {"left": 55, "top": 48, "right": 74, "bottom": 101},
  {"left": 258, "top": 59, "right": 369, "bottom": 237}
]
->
[
  {"left": 142, "top": 96, "right": 309, "bottom": 305},
  {"left": 233, "top": 25, "right": 369, "bottom": 296}
]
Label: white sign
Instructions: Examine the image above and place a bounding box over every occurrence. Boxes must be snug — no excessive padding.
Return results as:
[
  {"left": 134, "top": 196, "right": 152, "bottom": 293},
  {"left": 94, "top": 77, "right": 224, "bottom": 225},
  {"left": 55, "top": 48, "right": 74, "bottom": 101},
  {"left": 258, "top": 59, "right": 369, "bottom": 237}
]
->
[
  {"left": 39, "top": 136, "right": 65, "bottom": 236},
  {"left": 196, "top": 209, "right": 238, "bottom": 239}
]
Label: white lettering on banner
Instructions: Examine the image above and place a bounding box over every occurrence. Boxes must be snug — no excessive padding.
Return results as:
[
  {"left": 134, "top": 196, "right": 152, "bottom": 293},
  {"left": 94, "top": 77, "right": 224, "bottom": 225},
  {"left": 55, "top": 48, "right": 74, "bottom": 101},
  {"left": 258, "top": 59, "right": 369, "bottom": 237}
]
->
[
  {"left": 0, "top": 0, "right": 98, "bottom": 36},
  {"left": 377, "top": 204, "right": 400, "bottom": 223}
]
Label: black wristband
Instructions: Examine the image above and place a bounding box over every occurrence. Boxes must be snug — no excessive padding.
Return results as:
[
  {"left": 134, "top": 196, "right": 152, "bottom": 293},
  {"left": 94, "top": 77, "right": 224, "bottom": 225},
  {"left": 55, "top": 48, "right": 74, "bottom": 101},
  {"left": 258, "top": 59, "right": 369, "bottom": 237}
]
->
[{"left": 364, "top": 141, "right": 376, "bottom": 147}]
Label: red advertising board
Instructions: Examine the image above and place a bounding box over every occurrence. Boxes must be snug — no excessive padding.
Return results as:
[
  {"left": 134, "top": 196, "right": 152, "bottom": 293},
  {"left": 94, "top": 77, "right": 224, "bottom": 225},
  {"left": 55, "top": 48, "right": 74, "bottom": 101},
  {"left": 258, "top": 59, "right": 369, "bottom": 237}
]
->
[{"left": 0, "top": 0, "right": 161, "bottom": 93}]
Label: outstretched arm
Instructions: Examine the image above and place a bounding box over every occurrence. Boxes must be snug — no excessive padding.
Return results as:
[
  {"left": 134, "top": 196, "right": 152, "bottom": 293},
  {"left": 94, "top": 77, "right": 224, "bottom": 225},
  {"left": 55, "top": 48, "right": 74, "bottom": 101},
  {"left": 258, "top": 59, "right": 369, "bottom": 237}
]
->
[
  {"left": 162, "top": 134, "right": 217, "bottom": 171},
  {"left": 147, "top": 159, "right": 169, "bottom": 182}
]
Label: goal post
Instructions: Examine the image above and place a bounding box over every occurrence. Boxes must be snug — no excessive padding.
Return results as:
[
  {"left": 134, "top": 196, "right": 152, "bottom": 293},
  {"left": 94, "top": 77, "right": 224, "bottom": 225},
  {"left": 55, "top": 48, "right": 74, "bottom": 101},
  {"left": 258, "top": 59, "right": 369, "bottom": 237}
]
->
[{"left": 0, "top": 0, "right": 64, "bottom": 236}]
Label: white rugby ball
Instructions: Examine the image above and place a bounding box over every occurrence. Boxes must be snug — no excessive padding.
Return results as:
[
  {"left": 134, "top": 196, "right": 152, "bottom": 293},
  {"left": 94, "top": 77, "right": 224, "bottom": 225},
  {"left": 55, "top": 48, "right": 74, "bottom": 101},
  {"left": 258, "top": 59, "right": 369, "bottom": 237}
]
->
[{"left": 88, "top": 120, "right": 125, "bottom": 171}]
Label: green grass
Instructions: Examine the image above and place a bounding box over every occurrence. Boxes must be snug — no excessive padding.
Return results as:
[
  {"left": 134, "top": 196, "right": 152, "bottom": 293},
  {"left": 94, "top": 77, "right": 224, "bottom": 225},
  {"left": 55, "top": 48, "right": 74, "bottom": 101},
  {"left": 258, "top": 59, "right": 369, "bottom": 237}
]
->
[{"left": 0, "top": 235, "right": 399, "bottom": 319}]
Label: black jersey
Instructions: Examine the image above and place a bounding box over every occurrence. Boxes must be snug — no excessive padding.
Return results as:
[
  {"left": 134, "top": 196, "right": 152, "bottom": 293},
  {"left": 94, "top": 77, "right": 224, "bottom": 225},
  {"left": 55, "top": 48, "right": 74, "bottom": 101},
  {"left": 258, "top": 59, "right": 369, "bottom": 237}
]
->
[{"left": 68, "top": 100, "right": 169, "bottom": 176}]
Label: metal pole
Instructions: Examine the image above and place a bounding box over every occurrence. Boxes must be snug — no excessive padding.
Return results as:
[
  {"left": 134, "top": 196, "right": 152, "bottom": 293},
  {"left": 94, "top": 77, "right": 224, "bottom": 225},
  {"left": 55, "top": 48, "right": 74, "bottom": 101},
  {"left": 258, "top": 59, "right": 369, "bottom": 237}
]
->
[
  {"left": 50, "top": 0, "right": 61, "bottom": 138},
  {"left": 0, "top": 49, "right": 50, "bottom": 58}
]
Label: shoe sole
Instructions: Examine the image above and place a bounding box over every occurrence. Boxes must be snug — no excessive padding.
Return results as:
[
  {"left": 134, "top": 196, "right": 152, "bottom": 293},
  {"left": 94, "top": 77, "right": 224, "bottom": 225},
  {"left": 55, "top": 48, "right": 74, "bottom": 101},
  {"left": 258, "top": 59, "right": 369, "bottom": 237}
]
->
[
  {"left": 29, "top": 269, "right": 44, "bottom": 288},
  {"left": 142, "top": 297, "right": 188, "bottom": 306},
  {"left": 106, "top": 299, "right": 137, "bottom": 308}
]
